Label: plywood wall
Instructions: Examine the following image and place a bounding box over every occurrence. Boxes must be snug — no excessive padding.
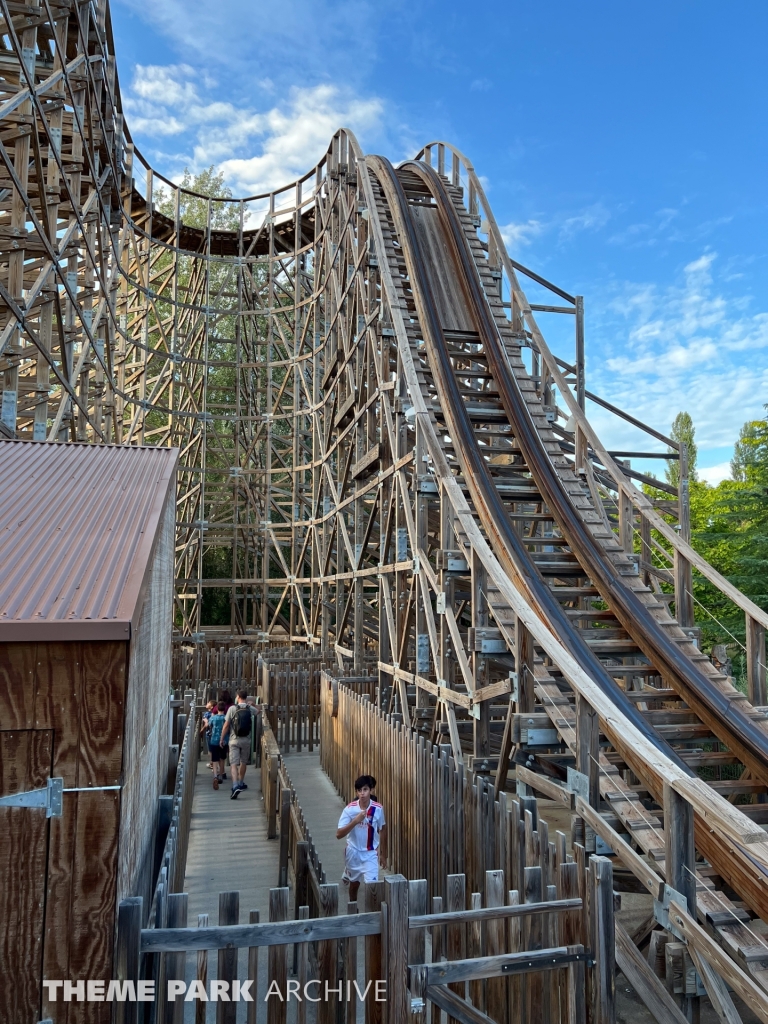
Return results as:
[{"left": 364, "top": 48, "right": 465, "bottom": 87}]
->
[
  {"left": 0, "top": 637, "right": 126, "bottom": 1023},
  {"left": 117, "top": 490, "right": 175, "bottom": 913}
]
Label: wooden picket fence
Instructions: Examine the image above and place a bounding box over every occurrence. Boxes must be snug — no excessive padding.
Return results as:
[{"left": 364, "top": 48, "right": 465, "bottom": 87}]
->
[
  {"left": 321, "top": 672, "right": 572, "bottom": 903},
  {"left": 115, "top": 859, "right": 612, "bottom": 1024},
  {"left": 260, "top": 718, "right": 332, "bottom": 923},
  {"left": 257, "top": 651, "right": 377, "bottom": 752}
]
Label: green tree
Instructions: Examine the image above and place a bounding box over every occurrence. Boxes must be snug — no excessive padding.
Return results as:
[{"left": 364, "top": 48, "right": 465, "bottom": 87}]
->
[
  {"left": 732, "top": 417, "right": 768, "bottom": 482},
  {"left": 666, "top": 411, "right": 698, "bottom": 488}
]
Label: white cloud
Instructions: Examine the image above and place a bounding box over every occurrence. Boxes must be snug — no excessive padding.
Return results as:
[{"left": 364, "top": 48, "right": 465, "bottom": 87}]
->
[
  {"left": 123, "top": 64, "right": 385, "bottom": 195},
  {"left": 559, "top": 203, "right": 611, "bottom": 241},
  {"left": 499, "top": 218, "right": 544, "bottom": 249},
  {"left": 585, "top": 251, "right": 768, "bottom": 458},
  {"left": 219, "top": 86, "right": 384, "bottom": 195},
  {"left": 699, "top": 462, "right": 732, "bottom": 485}
]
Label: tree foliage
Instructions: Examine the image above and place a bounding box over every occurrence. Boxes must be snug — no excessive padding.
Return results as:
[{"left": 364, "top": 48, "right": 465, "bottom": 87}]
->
[{"left": 666, "top": 410, "right": 698, "bottom": 487}]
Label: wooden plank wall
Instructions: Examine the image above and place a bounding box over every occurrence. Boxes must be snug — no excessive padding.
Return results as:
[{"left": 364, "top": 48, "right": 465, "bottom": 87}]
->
[
  {"left": 117, "top": 492, "right": 175, "bottom": 914},
  {"left": 0, "top": 637, "right": 126, "bottom": 1024}
]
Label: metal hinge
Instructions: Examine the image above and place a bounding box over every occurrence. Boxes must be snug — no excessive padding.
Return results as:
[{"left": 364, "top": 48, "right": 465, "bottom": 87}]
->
[{"left": 0, "top": 779, "right": 121, "bottom": 818}]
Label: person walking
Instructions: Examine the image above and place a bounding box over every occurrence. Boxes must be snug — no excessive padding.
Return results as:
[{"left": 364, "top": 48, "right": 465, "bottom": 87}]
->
[
  {"left": 200, "top": 700, "right": 216, "bottom": 769},
  {"left": 221, "top": 689, "right": 256, "bottom": 799},
  {"left": 336, "top": 774, "right": 386, "bottom": 902},
  {"left": 207, "top": 703, "right": 227, "bottom": 789}
]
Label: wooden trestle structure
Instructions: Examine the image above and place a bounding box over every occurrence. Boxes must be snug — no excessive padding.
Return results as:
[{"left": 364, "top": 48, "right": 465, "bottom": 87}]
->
[{"left": 3, "top": 0, "right": 768, "bottom": 1020}]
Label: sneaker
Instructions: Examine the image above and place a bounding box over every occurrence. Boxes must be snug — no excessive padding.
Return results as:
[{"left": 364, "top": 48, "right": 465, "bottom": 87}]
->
[
  {"left": 213, "top": 777, "right": 219, "bottom": 790},
  {"left": 230, "top": 786, "right": 240, "bottom": 799},
  {"left": 239, "top": 783, "right": 248, "bottom": 790}
]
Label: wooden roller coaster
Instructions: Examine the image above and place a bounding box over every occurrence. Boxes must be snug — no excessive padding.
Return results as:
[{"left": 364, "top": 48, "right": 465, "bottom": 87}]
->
[{"left": 2, "top": 1, "right": 768, "bottom": 1020}]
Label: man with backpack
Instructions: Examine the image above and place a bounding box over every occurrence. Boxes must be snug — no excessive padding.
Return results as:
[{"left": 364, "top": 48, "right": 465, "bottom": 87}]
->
[{"left": 221, "top": 689, "right": 257, "bottom": 799}]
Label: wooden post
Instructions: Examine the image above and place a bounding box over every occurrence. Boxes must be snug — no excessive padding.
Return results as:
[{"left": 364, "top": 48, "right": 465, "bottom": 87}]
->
[
  {"left": 267, "top": 887, "right": 289, "bottom": 1024},
  {"left": 515, "top": 616, "right": 535, "bottom": 714},
  {"left": 297, "top": 906, "right": 309, "bottom": 1024},
  {"left": 318, "top": 882, "right": 340, "bottom": 1024},
  {"left": 217, "top": 891, "right": 239, "bottom": 1024},
  {"left": 446, "top": 872, "right": 466, "bottom": 1018},
  {"left": 576, "top": 696, "right": 599, "bottom": 854},
  {"left": 485, "top": 871, "right": 507, "bottom": 1024},
  {"left": 267, "top": 748, "right": 278, "bottom": 838},
  {"left": 386, "top": 875, "right": 409, "bottom": 1024},
  {"left": 165, "top": 892, "right": 188, "bottom": 1024},
  {"left": 747, "top": 616, "right": 767, "bottom": 707},
  {"left": 196, "top": 914, "right": 210, "bottom": 1024},
  {"left": 590, "top": 857, "right": 615, "bottom": 1024},
  {"left": 114, "top": 898, "right": 142, "bottom": 1024},
  {"left": 294, "top": 840, "right": 309, "bottom": 925},
  {"left": 364, "top": 881, "right": 386, "bottom": 1024},
  {"left": 575, "top": 296, "right": 585, "bottom": 410},
  {"left": 524, "top": 866, "right": 543, "bottom": 1023},
  {"left": 430, "top": 896, "right": 443, "bottom": 1024},
  {"left": 663, "top": 784, "right": 698, "bottom": 1020},
  {"left": 675, "top": 442, "right": 694, "bottom": 628},
  {"left": 247, "top": 910, "right": 260, "bottom": 1024},
  {"left": 279, "top": 786, "right": 291, "bottom": 887},
  {"left": 345, "top": 900, "right": 360, "bottom": 1024},
  {"left": 619, "top": 486, "right": 633, "bottom": 554}
]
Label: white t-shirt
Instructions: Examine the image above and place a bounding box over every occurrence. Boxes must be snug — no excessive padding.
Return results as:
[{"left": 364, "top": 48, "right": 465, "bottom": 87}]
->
[{"left": 338, "top": 799, "right": 386, "bottom": 852}]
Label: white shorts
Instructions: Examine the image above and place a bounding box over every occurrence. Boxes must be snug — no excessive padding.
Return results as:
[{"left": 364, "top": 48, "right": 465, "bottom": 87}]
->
[{"left": 344, "top": 847, "right": 379, "bottom": 883}]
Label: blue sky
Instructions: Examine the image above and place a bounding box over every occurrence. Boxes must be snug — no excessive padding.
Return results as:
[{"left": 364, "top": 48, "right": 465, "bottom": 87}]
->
[{"left": 111, "top": 0, "right": 768, "bottom": 483}]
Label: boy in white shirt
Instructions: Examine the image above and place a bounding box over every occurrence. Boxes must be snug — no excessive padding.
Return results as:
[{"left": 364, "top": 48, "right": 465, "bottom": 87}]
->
[{"left": 336, "top": 774, "right": 387, "bottom": 901}]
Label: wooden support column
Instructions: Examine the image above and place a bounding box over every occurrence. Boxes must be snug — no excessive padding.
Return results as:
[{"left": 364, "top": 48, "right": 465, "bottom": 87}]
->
[
  {"left": 515, "top": 615, "right": 535, "bottom": 714},
  {"left": 747, "top": 616, "right": 767, "bottom": 707},
  {"left": 576, "top": 696, "right": 599, "bottom": 853},
  {"left": 590, "top": 856, "right": 616, "bottom": 1024},
  {"left": 472, "top": 549, "right": 490, "bottom": 759},
  {"left": 618, "top": 484, "right": 633, "bottom": 554},
  {"left": 675, "top": 443, "right": 694, "bottom": 628},
  {"left": 415, "top": 419, "right": 430, "bottom": 707},
  {"left": 575, "top": 296, "right": 585, "bottom": 410},
  {"left": 663, "top": 784, "right": 698, "bottom": 1022}
]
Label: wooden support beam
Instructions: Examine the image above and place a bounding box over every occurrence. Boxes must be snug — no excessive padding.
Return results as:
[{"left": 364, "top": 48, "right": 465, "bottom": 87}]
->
[{"left": 614, "top": 920, "right": 688, "bottom": 1024}]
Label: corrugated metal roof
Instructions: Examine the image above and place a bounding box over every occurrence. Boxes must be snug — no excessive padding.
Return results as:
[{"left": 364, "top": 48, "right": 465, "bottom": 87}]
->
[{"left": 0, "top": 441, "right": 178, "bottom": 642}]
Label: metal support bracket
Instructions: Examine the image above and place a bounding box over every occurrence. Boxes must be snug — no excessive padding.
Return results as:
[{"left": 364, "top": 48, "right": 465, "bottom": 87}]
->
[
  {"left": 567, "top": 767, "right": 590, "bottom": 801},
  {"left": 654, "top": 884, "right": 688, "bottom": 941},
  {"left": 0, "top": 777, "right": 63, "bottom": 817}
]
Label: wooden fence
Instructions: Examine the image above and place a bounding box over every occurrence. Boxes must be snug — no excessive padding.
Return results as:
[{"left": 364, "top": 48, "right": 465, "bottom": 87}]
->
[
  {"left": 321, "top": 672, "right": 554, "bottom": 901},
  {"left": 115, "top": 862, "right": 608, "bottom": 1024},
  {"left": 258, "top": 652, "right": 377, "bottom": 752},
  {"left": 151, "top": 694, "right": 199, "bottom": 917},
  {"left": 261, "top": 720, "right": 329, "bottom": 921}
]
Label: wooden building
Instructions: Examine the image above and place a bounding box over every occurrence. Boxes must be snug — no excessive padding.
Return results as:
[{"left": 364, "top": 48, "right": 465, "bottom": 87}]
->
[{"left": 0, "top": 440, "right": 178, "bottom": 1023}]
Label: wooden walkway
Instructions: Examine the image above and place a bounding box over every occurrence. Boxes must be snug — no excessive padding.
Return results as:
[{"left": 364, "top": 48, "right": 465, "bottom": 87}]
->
[{"left": 180, "top": 748, "right": 354, "bottom": 1021}]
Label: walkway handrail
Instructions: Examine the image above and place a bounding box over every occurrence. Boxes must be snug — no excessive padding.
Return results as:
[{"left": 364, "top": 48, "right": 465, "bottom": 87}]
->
[
  {"left": 149, "top": 697, "right": 199, "bottom": 927},
  {"left": 260, "top": 718, "right": 327, "bottom": 915}
]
